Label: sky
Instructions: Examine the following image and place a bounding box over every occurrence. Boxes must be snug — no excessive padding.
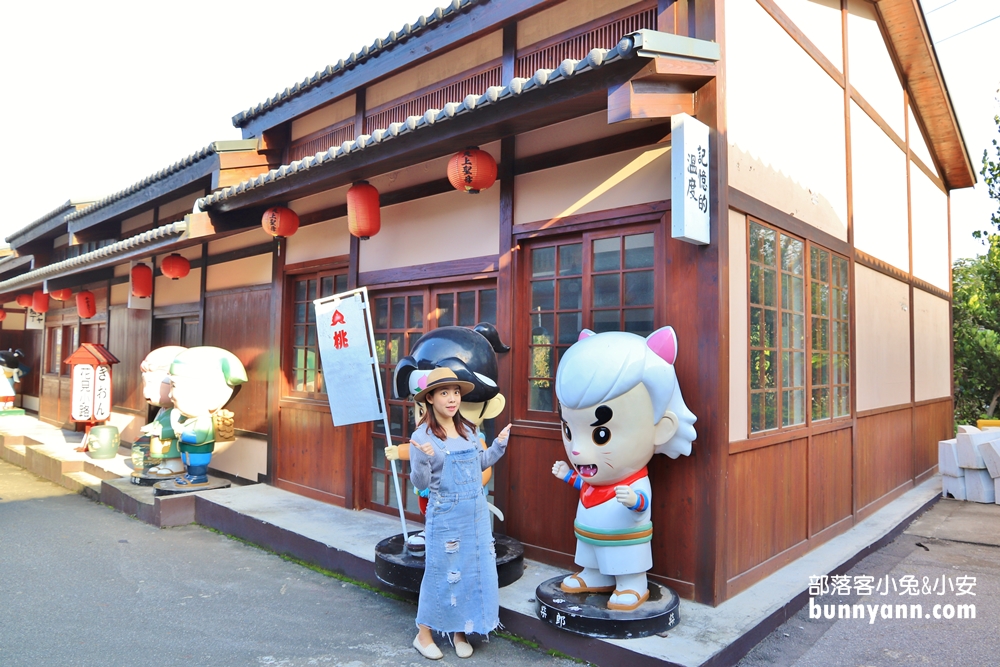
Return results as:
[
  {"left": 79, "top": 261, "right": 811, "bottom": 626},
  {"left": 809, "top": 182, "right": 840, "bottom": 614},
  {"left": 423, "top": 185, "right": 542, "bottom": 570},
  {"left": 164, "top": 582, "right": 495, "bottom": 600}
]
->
[{"left": 0, "top": 0, "right": 997, "bottom": 262}]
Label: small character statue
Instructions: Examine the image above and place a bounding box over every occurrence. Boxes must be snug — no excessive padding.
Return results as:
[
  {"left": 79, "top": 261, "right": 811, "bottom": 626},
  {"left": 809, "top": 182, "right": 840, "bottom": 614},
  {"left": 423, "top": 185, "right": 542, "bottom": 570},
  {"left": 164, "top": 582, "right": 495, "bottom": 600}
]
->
[
  {"left": 388, "top": 323, "right": 509, "bottom": 517},
  {"left": 139, "top": 346, "right": 187, "bottom": 477},
  {"left": 552, "top": 327, "right": 696, "bottom": 611},
  {"left": 167, "top": 346, "right": 247, "bottom": 486},
  {"left": 0, "top": 349, "right": 27, "bottom": 410}
]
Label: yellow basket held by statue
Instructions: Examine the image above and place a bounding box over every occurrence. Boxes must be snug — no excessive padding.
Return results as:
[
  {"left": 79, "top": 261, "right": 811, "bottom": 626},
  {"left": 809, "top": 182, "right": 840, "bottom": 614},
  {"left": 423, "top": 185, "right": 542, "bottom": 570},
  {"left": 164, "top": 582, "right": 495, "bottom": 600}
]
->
[{"left": 212, "top": 409, "right": 236, "bottom": 442}]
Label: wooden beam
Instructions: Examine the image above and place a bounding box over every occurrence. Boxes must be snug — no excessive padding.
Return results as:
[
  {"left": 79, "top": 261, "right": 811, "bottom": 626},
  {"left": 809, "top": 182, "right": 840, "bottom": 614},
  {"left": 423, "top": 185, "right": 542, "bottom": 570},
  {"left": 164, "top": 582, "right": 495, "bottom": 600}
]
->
[
  {"left": 357, "top": 254, "right": 498, "bottom": 287},
  {"left": 608, "top": 80, "right": 693, "bottom": 123},
  {"left": 729, "top": 187, "right": 851, "bottom": 256},
  {"left": 213, "top": 57, "right": 649, "bottom": 213},
  {"left": 47, "top": 267, "right": 116, "bottom": 292}
]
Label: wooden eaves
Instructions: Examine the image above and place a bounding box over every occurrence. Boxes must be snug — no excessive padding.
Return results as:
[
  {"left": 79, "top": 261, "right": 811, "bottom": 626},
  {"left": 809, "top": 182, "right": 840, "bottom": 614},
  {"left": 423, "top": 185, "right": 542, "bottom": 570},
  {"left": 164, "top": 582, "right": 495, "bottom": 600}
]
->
[
  {"left": 205, "top": 30, "right": 718, "bottom": 220},
  {"left": 875, "top": 0, "right": 976, "bottom": 189}
]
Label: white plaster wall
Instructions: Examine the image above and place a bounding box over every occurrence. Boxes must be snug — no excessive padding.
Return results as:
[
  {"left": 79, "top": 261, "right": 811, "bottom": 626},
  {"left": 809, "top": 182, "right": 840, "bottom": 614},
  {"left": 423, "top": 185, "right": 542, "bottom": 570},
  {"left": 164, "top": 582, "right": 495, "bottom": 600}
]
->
[
  {"left": 909, "top": 110, "right": 937, "bottom": 177},
  {"left": 158, "top": 192, "right": 202, "bottom": 221},
  {"left": 21, "top": 395, "right": 39, "bottom": 412},
  {"left": 729, "top": 209, "right": 749, "bottom": 443},
  {"left": 209, "top": 435, "right": 267, "bottom": 481},
  {"left": 153, "top": 267, "right": 201, "bottom": 307},
  {"left": 110, "top": 282, "right": 129, "bottom": 306},
  {"left": 285, "top": 217, "right": 351, "bottom": 266},
  {"left": 209, "top": 227, "right": 272, "bottom": 255},
  {"left": 206, "top": 255, "right": 272, "bottom": 292},
  {"left": 847, "top": 0, "right": 905, "bottom": 138},
  {"left": 2, "top": 312, "right": 26, "bottom": 330},
  {"left": 513, "top": 143, "right": 670, "bottom": 226},
  {"left": 121, "top": 209, "right": 154, "bottom": 234},
  {"left": 910, "top": 166, "right": 949, "bottom": 291},
  {"left": 516, "top": 112, "right": 666, "bottom": 160},
  {"left": 726, "top": 0, "right": 848, "bottom": 241},
  {"left": 289, "top": 184, "right": 349, "bottom": 216},
  {"left": 291, "top": 94, "right": 356, "bottom": 141},
  {"left": 360, "top": 188, "right": 500, "bottom": 273},
  {"left": 855, "top": 265, "right": 911, "bottom": 411},
  {"left": 772, "top": 0, "right": 843, "bottom": 69},
  {"left": 851, "top": 101, "right": 909, "bottom": 272},
  {"left": 913, "top": 289, "right": 951, "bottom": 402},
  {"left": 114, "top": 263, "right": 131, "bottom": 277}
]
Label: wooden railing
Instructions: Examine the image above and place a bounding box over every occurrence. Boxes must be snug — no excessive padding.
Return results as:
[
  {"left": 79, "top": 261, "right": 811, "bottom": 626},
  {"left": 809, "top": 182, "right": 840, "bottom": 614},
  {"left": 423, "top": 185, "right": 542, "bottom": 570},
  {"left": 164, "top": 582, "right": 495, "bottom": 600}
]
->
[
  {"left": 515, "top": 4, "right": 657, "bottom": 79},
  {"left": 287, "top": 120, "right": 356, "bottom": 163},
  {"left": 363, "top": 64, "right": 503, "bottom": 134}
]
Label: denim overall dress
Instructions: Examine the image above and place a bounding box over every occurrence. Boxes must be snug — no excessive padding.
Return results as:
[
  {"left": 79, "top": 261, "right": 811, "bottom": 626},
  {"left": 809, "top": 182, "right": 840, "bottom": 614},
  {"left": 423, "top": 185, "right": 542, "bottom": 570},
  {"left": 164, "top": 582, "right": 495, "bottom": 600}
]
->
[{"left": 415, "top": 441, "right": 499, "bottom": 635}]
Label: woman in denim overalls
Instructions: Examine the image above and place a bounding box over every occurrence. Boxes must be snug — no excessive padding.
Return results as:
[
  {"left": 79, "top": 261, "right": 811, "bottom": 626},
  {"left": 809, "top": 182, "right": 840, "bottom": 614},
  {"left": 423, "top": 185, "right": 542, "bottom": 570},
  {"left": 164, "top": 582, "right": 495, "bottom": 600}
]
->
[{"left": 408, "top": 367, "right": 512, "bottom": 660}]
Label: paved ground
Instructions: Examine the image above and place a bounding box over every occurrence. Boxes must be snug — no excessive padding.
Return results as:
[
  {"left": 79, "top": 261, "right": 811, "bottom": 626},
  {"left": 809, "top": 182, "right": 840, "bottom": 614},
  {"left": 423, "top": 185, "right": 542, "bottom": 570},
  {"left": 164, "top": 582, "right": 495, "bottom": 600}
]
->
[
  {"left": 739, "top": 498, "right": 1000, "bottom": 667},
  {"left": 0, "top": 460, "right": 568, "bottom": 667}
]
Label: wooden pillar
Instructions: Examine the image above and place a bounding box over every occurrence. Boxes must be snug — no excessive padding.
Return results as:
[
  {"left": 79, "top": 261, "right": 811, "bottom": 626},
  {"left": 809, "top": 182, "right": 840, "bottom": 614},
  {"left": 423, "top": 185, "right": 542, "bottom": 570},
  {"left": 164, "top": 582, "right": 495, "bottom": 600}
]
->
[
  {"left": 264, "top": 238, "right": 285, "bottom": 485},
  {"left": 493, "top": 135, "right": 516, "bottom": 527}
]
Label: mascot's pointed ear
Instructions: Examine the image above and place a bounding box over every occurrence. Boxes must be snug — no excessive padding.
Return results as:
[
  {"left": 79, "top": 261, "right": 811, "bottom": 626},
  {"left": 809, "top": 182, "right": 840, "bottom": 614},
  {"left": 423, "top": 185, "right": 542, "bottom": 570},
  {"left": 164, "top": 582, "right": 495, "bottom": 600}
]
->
[
  {"left": 646, "top": 326, "right": 677, "bottom": 365},
  {"left": 482, "top": 394, "right": 506, "bottom": 420},
  {"left": 578, "top": 329, "right": 596, "bottom": 341}
]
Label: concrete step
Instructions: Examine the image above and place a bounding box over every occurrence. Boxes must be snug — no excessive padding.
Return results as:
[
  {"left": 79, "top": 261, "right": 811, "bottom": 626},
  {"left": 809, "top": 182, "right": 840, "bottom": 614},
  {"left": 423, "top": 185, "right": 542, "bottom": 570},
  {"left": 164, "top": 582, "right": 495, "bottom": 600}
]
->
[
  {"left": 1, "top": 442, "right": 26, "bottom": 468},
  {"left": 24, "top": 444, "right": 86, "bottom": 485},
  {"left": 100, "top": 478, "right": 197, "bottom": 528},
  {"left": 64, "top": 471, "right": 103, "bottom": 501}
]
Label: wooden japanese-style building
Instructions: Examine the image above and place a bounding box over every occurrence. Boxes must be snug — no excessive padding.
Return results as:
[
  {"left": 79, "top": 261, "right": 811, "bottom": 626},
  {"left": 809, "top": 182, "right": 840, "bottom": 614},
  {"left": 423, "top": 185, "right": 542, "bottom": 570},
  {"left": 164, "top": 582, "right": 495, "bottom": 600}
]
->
[{"left": 3, "top": 0, "right": 972, "bottom": 606}]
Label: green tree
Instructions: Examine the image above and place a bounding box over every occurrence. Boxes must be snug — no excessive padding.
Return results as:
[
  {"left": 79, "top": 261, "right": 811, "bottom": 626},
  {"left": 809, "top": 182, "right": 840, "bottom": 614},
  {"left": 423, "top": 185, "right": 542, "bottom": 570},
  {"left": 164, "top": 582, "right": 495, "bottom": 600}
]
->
[{"left": 953, "top": 111, "right": 1000, "bottom": 423}]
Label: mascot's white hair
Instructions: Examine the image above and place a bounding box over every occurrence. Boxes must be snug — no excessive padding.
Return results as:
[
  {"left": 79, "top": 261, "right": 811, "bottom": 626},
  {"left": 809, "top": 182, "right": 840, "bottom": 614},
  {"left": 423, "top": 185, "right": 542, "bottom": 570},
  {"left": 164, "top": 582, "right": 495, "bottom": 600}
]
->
[{"left": 554, "top": 327, "right": 697, "bottom": 459}]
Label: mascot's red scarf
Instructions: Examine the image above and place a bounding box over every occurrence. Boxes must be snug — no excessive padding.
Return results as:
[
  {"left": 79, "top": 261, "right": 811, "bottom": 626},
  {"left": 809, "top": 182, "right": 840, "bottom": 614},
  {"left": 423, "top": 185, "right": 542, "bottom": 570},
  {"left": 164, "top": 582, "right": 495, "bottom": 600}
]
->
[{"left": 579, "top": 467, "right": 648, "bottom": 508}]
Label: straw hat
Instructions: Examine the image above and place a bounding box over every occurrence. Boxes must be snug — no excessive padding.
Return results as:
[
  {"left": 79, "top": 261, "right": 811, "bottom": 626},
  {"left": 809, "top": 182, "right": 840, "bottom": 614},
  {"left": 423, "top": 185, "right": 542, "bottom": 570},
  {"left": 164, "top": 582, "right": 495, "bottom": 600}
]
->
[{"left": 413, "top": 367, "right": 474, "bottom": 403}]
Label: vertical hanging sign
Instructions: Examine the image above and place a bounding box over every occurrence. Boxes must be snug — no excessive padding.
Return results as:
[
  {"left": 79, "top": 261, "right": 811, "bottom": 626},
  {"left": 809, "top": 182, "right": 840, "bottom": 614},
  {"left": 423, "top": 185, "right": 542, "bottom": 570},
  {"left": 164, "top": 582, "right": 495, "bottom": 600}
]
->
[
  {"left": 314, "top": 289, "right": 383, "bottom": 426},
  {"left": 671, "top": 112, "right": 711, "bottom": 246}
]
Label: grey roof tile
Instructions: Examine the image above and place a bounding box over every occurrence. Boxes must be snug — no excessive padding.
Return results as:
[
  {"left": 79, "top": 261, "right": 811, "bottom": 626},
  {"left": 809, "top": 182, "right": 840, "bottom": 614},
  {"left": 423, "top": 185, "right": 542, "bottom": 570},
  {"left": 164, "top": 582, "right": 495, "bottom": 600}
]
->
[
  {"left": 6, "top": 200, "right": 93, "bottom": 245},
  {"left": 231, "top": 0, "right": 485, "bottom": 128},
  {"left": 202, "top": 37, "right": 639, "bottom": 211}
]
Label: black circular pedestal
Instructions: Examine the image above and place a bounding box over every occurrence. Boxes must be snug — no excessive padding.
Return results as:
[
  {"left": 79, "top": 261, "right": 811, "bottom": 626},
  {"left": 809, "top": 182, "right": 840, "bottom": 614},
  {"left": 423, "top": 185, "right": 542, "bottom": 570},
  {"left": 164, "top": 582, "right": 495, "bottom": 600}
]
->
[
  {"left": 375, "top": 532, "right": 524, "bottom": 593},
  {"left": 535, "top": 576, "right": 679, "bottom": 639},
  {"left": 130, "top": 470, "right": 177, "bottom": 486}
]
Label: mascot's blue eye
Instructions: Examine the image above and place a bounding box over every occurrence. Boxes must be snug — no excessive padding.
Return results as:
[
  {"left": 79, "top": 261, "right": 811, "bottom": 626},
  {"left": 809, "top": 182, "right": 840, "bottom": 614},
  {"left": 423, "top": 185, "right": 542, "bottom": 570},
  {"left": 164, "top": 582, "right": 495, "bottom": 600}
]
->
[
  {"left": 592, "top": 427, "right": 610, "bottom": 445},
  {"left": 562, "top": 422, "right": 572, "bottom": 440}
]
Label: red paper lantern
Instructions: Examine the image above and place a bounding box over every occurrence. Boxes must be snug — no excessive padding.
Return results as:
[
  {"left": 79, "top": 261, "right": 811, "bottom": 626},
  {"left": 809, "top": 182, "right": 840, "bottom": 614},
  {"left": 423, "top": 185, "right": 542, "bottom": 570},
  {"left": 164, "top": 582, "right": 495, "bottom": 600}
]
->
[
  {"left": 50, "top": 288, "right": 73, "bottom": 301},
  {"left": 15, "top": 294, "right": 32, "bottom": 308},
  {"left": 347, "top": 181, "right": 381, "bottom": 239},
  {"left": 261, "top": 206, "right": 300, "bottom": 239},
  {"left": 0, "top": 310, "right": 6, "bottom": 322},
  {"left": 161, "top": 254, "right": 191, "bottom": 280},
  {"left": 32, "top": 290, "right": 49, "bottom": 314},
  {"left": 131, "top": 264, "right": 153, "bottom": 298},
  {"left": 77, "top": 291, "right": 96, "bottom": 319},
  {"left": 447, "top": 147, "right": 497, "bottom": 194}
]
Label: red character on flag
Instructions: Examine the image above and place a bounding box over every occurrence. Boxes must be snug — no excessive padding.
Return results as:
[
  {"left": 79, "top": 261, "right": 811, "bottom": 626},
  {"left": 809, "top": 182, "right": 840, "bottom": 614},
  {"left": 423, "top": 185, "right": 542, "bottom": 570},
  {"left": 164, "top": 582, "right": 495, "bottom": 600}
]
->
[{"left": 333, "top": 330, "right": 349, "bottom": 349}]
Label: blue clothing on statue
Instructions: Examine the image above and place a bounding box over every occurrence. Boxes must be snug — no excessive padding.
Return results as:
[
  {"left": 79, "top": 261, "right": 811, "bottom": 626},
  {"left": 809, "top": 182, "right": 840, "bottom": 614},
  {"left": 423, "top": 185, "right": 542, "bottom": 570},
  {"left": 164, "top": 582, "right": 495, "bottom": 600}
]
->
[{"left": 409, "top": 423, "right": 506, "bottom": 635}]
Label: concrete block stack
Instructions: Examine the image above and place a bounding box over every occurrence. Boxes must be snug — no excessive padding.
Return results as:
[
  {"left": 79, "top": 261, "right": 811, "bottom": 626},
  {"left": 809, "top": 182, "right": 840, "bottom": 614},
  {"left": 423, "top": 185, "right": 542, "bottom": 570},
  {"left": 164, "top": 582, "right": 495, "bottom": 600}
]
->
[{"left": 942, "top": 426, "right": 1000, "bottom": 504}]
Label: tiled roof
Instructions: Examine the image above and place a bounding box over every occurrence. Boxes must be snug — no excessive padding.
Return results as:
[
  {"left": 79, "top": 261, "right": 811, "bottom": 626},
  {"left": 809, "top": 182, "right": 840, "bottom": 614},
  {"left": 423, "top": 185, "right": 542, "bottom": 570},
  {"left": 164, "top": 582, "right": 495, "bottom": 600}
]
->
[
  {"left": 203, "top": 38, "right": 638, "bottom": 211},
  {"left": 63, "top": 145, "right": 219, "bottom": 225},
  {"left": 0, "top": 221, "right": 188, "bottom": 294},
  {"left": 6, "top": 200, "right": 92, "bottom": 245},
  {"left": 231, "top": 0, "right": 486, "bottom": 129}
]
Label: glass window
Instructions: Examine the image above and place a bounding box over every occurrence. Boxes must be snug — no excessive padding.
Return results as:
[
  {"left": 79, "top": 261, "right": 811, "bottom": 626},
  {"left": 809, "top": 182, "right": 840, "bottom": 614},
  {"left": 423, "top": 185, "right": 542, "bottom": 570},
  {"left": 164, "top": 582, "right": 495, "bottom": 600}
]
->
[
  {"left": 286, "top": 269, "right": 347, "bottom": 396},
  {"left": 525, "top": 229, "right": 657, "bottom": 414},
  {"left": 748, "top": 220, "right": 850, "bottom": 434}
]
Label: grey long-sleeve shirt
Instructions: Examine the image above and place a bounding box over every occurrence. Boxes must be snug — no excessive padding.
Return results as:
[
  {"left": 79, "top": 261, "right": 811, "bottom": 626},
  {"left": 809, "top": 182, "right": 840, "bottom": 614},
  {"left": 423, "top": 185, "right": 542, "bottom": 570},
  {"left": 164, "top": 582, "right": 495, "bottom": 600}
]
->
[{"left": 409, "top": 423, "right": 507, "bottom": 493}]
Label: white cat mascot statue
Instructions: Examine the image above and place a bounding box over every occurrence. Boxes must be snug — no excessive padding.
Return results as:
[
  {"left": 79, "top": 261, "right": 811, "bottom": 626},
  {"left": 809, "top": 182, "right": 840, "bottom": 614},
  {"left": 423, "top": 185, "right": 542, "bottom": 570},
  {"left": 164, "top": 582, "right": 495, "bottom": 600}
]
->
[{"left": 551, "top": 326, "right": 696, "bottom": 611}]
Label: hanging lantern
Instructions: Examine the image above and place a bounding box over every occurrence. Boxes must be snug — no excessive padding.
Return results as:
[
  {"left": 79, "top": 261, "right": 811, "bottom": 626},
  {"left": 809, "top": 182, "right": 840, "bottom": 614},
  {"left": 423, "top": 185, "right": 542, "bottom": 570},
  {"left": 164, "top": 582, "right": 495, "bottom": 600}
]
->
[
  {"left": 347, "top": 181, "right": 381, "bottom": 239},
  {"left": 0, "top": 310, "right": 6, "bottom": 322},
  {"left": 77, "top": 291, "right": 96, "bottom": 319},
  {"left": 261, "top": 206, "right": 300, "bottom": 239},
  {"left": 15, "top": 294, "right": 32, "bottom": 308},
  {"left": 32, "top": 290, "right": 50, "bottom": 314},
  {"left": 50, "top": 288, "right": 73, "bottom": 301},
  {"left": 447, "top": 146, "right": 497, "bottom": 194},
  {"left": 131, "top": 264, "right": 153, "bottom": 298},
  {"left": 161, "top": 254, "right": 191, "bottom": 280}
]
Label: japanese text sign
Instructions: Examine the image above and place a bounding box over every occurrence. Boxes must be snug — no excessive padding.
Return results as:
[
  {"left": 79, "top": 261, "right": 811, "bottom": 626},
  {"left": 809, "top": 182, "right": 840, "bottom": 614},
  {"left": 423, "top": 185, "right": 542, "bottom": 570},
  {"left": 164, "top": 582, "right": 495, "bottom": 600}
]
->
[
  {"left": 71, "top": 364, "right": 112, "bottom": 422},
  {"left": 670, "top": 113, "right": 711, "bottom": 245},
  {"left": 315, "top": 290, "right": 384, "bottom": 426}
]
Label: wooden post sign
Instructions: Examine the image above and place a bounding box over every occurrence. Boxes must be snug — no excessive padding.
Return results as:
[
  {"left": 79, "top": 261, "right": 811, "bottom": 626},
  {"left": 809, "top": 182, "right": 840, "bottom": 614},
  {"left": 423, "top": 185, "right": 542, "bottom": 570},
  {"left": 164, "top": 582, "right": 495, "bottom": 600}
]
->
[
  {"left": 314, "top": 287, "right": 409, "bottom": 541},
  {"left": 670, "top": 112, "right": 711, "bottom": 246},
  {"left": 64, "top": 343, "right": 120, "bottom": 424}
]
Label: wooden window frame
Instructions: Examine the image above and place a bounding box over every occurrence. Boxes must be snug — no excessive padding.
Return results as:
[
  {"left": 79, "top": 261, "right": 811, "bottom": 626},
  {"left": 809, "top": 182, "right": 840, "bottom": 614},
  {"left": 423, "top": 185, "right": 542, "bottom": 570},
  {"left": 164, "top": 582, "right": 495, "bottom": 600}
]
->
[
  {"left": 281, "top": 260, "right": 349, "bottom": 403},
  {"left": 747, "top": 217, "right": 852, "bottom": 437},
  {"left": 514, "top": 218, "right": 664, "bottom": 425}
]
